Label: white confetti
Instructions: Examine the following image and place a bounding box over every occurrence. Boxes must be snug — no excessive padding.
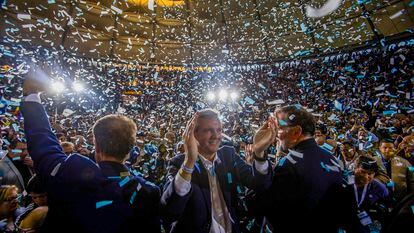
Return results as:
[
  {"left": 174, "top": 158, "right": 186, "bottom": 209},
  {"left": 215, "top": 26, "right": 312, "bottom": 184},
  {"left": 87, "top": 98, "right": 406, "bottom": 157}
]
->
[
  {"left": 306, "top": 0, "right": 342, "bottom": 18},
  {"left": 17, "top": 14, "right": 31, "bottom": 20},
  {"left": 389, "top": 10, "right": 405, "bottom": 20}
]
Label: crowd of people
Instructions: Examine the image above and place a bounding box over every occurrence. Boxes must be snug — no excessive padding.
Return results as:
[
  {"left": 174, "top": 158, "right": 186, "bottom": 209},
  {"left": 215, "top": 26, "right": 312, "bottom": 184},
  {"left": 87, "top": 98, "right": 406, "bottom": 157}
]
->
[{"left": 0, "top": 38, "right": 413, "bottom": 233}]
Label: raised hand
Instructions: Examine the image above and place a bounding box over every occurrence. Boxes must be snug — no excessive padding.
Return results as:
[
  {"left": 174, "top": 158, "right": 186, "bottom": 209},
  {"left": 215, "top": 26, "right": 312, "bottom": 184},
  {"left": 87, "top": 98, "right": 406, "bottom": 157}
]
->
[
  {"left": 183, "top": 113, "right": 199, "bottom": 166},
  {"left": 23, "top": 66, "right": 48, "bottom": 96},
  {"left": 253, "top": 117, "right": 277, "bottom": 158}
]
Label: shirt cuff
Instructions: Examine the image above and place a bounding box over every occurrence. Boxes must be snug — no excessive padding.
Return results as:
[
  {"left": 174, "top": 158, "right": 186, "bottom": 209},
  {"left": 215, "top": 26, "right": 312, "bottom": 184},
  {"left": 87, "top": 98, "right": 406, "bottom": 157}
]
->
[
  {"left": 254, "top": 160, "right": 269, "bottom": 175},
  {"left": 24, "top": 93, "right": 41, "bottom": 103},
  {"left": 174, "top": 172, "right": 191, "bottom": 197}
]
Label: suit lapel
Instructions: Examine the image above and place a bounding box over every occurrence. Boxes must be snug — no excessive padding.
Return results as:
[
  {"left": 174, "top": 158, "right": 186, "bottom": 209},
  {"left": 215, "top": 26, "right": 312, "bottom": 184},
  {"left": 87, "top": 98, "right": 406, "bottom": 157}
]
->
[
  {"left": 214, "top": 151, "right": 232, "bottom": 214},
  {"left": 193, "top": 158, "right": 212, "bottom": 216},
  {"left": 5, "top": 157, "right": 25, "bottom": 189}
]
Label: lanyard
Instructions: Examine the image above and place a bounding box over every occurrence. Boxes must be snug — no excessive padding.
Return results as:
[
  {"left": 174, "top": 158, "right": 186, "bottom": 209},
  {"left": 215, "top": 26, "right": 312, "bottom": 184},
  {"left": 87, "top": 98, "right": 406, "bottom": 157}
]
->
[{"left": 353, "top": 183, "right": 368, "bottom": 208}]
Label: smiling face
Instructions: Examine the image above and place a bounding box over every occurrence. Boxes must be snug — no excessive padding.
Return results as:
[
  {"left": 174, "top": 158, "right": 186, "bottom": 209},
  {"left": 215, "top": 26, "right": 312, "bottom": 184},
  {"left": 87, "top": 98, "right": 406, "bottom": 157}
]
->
[
  {"left": 380, "top": 142, "right": 395, "bottom": 160},
  {"left": 0, "top": 187, "right": 18, "bottom": 218},
  {"left": 194, "top": 117, "right": 222, "bottom": 158}
]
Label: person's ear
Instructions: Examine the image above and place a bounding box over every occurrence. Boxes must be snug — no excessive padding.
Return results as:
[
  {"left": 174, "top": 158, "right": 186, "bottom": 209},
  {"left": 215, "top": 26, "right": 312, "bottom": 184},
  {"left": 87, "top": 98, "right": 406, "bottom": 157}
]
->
[{"left": 294, "top": 126, "right": 302, "bottom": 138}]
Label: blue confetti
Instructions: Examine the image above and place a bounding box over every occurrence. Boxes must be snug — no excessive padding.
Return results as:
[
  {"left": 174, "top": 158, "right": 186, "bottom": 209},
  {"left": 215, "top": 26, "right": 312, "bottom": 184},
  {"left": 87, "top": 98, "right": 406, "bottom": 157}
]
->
[
  {"left": 408, "top": 167, "right": 414, "bottom": 172},
  {"left": 387, "top": 181, "right": 395, "bottom": 188},
  {"left": 236, "top": 186, "right": 242, "bottom": 194},
  {"left": 322, "top": 143, "right": 333, "bottom": 151},
  {"left": 2, "top": 139, "right": 10, "bottom": 145},
  {"left": 107, "top": 176, "right": 121, "bottom": 179},
  {"left": 278, "top": 119, "right": 288, "bottom": 126},
  {"left": 118, "top": 176, "right": 131, "bottom": 187},
  {"left": 320, "top": 162, "right": 330, "bottom": 172},
  {"left": 96, "top": 200, "right": 113, "bottom": 209},
  {"left": 48, "top": 0, "right": 56, "bottom": 3},
  {"left": 129, "top": 191, "right": 137, "bottom": 204},
  {"left": 278, "top": 157, "right": 286, "bottom": 167},
  {"left": 12, "top": 124, "right": 19, "bottom": 132},
  {"left": 383, "top": 110, "right": 396, "bottom": 116},
  {"left": 11, "top": 149, "right": 22, "bottom": 153},
  {"left": 131, "top": 169, "right": 139, "bottom": 176},
  {"left": 3, "top": 52, "right": 14, "bottom": 57},
  {"left": 300, "top": 23, "right": 307, "bottom": 33},
  {"left": 411, "top": 205, "right": 414, "bottom": 214},
  {"left": 194, "top": 163, "right": 201, "bottom": 173},
  {"left": 334, "top": 100, "right": 343, "bottom": 111},
  {"left": 227, "top": 173, "right": 233, "bottom": 184},
  {"left": 244, "top": 96, "right": 255, "bottom": 105},
  {"left": 380, "top": 38, "right": 386, "bottom": 47}
]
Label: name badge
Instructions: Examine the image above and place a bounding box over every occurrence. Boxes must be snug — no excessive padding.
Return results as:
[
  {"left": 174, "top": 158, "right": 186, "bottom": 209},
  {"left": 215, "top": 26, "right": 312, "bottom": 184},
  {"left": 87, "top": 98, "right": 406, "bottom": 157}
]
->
[{"left": 357, "top": 210, "right": 372, "bottom": 226}]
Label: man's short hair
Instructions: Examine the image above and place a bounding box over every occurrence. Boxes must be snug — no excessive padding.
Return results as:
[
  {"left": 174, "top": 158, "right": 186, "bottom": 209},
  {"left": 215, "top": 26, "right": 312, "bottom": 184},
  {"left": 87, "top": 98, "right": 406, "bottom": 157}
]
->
[
  {"left": 275, "top": 105, "right": 316, "bottom": 136},
  {"left": 26, "top": 175, "right": 46, "bottom": 194},
  {"left": 316, "top": 124, "right": 328, "bottom": 135},
  {"left": 60, "top": 141, "right": 74, "bottom": 149},
  {"left": 195, "top": 109, "right": 220, "bottom": 131},
  {"left": 356, "top": 155, "right": 378, "bottom": 173},
  {"left": 92, "top": 115, "right": 137, "bottom": 161},
  {"left": 198, "top": 109, "right": 220, "bottom": 121},
  {"left": 380, "top": 138, "right": 395, "bottom": 145}
]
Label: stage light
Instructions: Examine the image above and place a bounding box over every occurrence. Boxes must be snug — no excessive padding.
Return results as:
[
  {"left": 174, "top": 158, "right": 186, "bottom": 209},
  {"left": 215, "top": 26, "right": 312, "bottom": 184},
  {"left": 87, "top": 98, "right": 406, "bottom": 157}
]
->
[
  {"left": 51, "top": 81, "right": 65, "bottom": 93},
  {"left": 73, "top": 82, "right": 84, "bottom": 92},
  {"left": 207, "top": 92, "right": 215, "bottom": 101},
  {"left": 219, "top": 90, "right": 227, "bottom": 101},
  {"left": 230, "top": 92, "right": 238, "bottom": 100}
]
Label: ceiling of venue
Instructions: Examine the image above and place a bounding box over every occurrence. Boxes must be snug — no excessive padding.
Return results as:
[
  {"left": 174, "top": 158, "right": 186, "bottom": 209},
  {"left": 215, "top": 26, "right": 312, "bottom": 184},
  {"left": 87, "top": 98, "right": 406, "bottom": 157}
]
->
[{"left": 1, "top": 0, "right": 413, "bottom": 65}]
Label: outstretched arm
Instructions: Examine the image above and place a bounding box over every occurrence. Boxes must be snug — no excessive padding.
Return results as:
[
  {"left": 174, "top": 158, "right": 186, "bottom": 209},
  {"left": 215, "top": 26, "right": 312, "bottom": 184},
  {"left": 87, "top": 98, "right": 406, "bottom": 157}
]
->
[{"left": 21, "top": 73, "right": 67, "bottom": 178}]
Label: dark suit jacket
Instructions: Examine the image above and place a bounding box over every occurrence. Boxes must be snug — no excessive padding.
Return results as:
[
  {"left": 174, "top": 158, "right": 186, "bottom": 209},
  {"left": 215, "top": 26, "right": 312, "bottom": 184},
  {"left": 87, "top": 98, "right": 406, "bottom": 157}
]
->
[
  {"left": 21, "top": 102, "right": 161, "bottom": 233},
  {"left": 0, "top": 155, "right": 25, "bottom": 191},
  {"left": 160, "top": 146, "right": 272, "bottom": 233},
  {"left": 260, "top": 139, "right": 352, "bottom": 233}
]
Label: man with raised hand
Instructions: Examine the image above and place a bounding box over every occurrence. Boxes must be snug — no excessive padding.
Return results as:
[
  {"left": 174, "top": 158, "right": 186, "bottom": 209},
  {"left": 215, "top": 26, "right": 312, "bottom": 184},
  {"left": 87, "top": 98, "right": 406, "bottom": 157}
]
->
[
  {"left": 20, "top": 71, "right": 161, "bottom": 233},
  {"left": 161, "top": 109, "right": 273, "bottom": 233},
  {"left": 258, "top": 105, "right": 351, "bottom": 233}
]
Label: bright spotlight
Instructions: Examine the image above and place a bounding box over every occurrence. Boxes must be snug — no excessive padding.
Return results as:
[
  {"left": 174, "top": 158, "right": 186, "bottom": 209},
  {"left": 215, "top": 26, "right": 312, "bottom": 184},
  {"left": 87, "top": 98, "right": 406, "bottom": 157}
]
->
[
  {"left": 73, "top": 82, "right": 84, "bottom": 92},
  {"left": 207, "top": 92, "right": 215, "bottom": 101},
  {"left": 230, "top": 92, "right": 238, "bottom": 100},
  {"left": 219, "top": 90, "right": 228, "bottom": 101},
  {"left": 51, "top": 81, "right": 65, "bottom": 93}
]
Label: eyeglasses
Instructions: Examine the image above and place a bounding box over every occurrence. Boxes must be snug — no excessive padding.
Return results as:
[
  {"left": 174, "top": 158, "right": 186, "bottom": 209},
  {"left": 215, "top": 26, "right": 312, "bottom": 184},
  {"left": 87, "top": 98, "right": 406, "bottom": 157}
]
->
[
  {"left": 5, "top": 196, "right": 18, "bottom": 202},
  {"left": 5, "top": 194, "right": 21, "bottom": 203}
]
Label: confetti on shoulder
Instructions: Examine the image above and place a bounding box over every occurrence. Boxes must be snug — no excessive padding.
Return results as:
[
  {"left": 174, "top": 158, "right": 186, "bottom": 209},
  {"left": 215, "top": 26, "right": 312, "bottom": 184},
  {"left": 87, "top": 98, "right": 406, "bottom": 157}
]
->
[{"left": 96, "top": 200, "right": 113, "bottom": 209}]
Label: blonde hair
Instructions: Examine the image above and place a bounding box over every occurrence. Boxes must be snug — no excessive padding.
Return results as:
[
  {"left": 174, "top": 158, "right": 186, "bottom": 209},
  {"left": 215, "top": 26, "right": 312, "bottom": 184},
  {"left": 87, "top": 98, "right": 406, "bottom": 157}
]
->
[{"left": 0, "top": 185, "right": 18, "bottom": 203}]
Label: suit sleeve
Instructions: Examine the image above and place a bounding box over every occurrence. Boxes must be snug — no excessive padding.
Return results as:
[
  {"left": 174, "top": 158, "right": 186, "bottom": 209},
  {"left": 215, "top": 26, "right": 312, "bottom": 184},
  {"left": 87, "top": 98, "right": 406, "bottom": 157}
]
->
[
  {"left": 21, "top": 102, "right": 66, "bottom": 179},
  {"left": 232, "top": 150, "right": 272, "bottom": 192},
  {"left": 160, "top": 155, "right": 193, "bottom": 224},
  {"left": 142, "top": 186, "right": 162, "bottom": 233}
]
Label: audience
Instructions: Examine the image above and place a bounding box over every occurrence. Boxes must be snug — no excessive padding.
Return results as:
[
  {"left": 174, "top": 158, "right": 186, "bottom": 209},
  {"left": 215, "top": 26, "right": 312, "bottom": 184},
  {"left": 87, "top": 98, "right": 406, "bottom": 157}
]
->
[{"left": 0, "top": 40, "right": 413, "bottom": 232}]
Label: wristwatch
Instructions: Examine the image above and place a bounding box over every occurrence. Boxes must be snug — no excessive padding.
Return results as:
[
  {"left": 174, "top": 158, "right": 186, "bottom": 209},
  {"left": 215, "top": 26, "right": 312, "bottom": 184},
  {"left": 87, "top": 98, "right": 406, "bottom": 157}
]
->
[{"left": 253, "top": 152, "right": 268, "bottom": 162}]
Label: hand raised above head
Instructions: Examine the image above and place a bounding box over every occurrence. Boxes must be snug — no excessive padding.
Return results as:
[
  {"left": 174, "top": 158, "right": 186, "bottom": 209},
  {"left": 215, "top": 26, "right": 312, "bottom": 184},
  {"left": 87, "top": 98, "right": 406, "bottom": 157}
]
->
[
  {"left": 253, "top": 116, "right": 277, "bottom": 158},
  {"left": 23, "top": 66, "right": 49, "bottom": 96},
  {"left": 183, "top": 113, "right": 199, "bottom": 164}
]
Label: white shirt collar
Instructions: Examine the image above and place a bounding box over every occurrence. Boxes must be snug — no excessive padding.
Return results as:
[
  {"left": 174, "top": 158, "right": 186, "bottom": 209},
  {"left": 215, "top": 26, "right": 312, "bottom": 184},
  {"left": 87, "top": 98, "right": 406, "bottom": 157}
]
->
[{"left": 198, "top": 152, "right": 221, "bottom": 170}]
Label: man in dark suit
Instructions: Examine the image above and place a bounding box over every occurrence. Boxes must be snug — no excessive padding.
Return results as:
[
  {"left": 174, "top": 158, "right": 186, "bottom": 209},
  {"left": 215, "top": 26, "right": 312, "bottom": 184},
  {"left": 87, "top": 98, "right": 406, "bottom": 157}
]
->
[
  {"left": 21, "top": 75, "right": 161, "bottom": 233},
  {"left": 161, "top": 109, "right": 273, "bottom": 233},
  {"left": 258, "top": 105, "right": 351, "bottom": 233}
]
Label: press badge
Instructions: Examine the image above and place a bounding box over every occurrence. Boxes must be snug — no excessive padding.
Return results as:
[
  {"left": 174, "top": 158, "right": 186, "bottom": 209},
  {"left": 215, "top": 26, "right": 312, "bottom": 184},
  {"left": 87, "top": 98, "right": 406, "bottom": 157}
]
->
[{"left": 357, "top": 210, "right": 372, "bottom": 226}]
